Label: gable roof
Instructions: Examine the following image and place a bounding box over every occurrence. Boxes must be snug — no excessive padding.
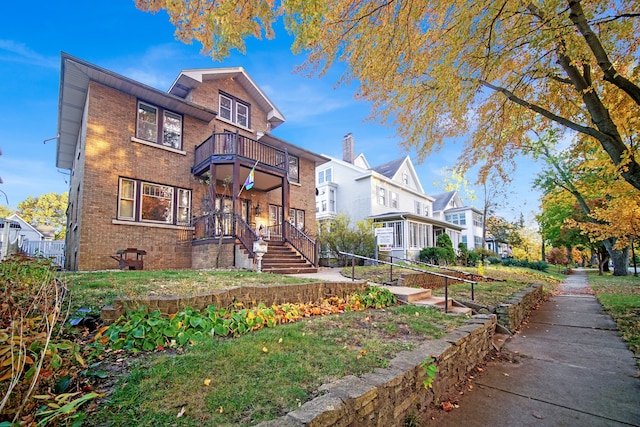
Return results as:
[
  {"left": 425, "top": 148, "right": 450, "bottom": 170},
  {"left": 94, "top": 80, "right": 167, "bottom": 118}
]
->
[
  {"left": 371, "top": 156, "right": 425, "bottom": 193},
  {"left": 432, "top": 191, "right": 456, "bottom": 212},
  {"left": 8, "top": 214, "right": 41, "bottom": 236},
  {"left": 169, "top": 67, "right": 286, "bottom": 130},
  {"left": 57, "top": 53, "right": 218, "bottom": 170},
  {"left": 373, "top": 157, "right": 406, "bottom": 179}
]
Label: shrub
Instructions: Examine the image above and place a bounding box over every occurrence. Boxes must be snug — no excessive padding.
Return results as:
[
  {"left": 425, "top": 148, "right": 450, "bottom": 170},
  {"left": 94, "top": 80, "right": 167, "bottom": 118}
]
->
[{"left": 486, "top": 256, "right": 502, "bottom": 265}]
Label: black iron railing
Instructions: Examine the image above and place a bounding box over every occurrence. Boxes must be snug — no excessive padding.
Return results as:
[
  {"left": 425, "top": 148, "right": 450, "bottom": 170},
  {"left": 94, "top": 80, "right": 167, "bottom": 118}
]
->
[
  {"left": 284, "top": 221, "right": 318, "bottom": 266},
  {"left": 338, "top": 251, "right": 476, "bottom": 313}
]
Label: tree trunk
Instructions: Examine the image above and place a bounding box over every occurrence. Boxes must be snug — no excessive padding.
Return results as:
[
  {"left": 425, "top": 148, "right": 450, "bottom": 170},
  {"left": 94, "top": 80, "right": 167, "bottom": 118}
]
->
[{"left": 601, "top": 238, "right": 629, "bottom": 276}]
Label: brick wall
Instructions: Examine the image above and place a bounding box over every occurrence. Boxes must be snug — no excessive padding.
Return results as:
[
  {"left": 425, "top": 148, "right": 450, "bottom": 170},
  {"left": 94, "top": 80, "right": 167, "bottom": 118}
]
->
[{"left": 75, "top": 82, "right": 212, "bottom": 270}]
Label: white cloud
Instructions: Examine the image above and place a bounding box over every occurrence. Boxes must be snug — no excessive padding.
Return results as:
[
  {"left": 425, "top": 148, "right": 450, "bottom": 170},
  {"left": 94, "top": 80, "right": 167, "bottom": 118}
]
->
[{"left": 0, "top": 40, "right": 58, "bottom": 68}]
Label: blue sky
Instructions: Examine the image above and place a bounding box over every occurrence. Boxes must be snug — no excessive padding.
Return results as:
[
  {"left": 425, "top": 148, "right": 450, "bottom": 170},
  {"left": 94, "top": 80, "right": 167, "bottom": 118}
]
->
[{"left": 0, "top": 1, "right": 542, "bottom": 222}]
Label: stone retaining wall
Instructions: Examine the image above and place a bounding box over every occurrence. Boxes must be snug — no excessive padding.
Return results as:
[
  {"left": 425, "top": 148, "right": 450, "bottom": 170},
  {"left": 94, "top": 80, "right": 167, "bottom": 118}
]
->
[
  {"left": 101, "top": 281, "right": 368, "bottom": 322},
  {"left": 495, "top": 283, "right": 545, "bottom": 332},
  {"left": 257, "top": 314, "right": 497, "bottom": 427}
]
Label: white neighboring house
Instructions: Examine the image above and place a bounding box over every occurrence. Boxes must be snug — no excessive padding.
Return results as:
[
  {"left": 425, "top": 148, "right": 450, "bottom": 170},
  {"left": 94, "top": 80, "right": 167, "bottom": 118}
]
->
[
  {"left": 431, "top": 191, "right": 485, "bottom": 250},
  {"left": 0, "top": 217, "right": 22, "bottom": 260},
  {"left": 316, "top": 134, "right": 463, "bottom": 261},
  {"left": 8, "top": 214, "right": 66, "bottom": 267}
]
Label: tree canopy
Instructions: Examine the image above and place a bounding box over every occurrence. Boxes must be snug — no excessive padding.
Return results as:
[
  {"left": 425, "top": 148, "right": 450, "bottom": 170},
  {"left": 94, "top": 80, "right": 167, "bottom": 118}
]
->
[
  {"left": 17, "top": 192, "right": 68, "bottom": 239},
  {"left": 137, "top": 0, "right": 640, "bottom": 190}
]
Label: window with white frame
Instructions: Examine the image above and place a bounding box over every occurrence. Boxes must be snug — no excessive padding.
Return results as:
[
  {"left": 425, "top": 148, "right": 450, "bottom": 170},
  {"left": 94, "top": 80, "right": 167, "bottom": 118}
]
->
[
  {"left": 474, "top": 236, "right": 483, "bottom": 247},
  {"left": 218, "top": 92, "right": 251, "bottom": 128},
  {"left": 414, "top": 200, "right": 422, "bottom": 215},
  {"left": 117, "top": 178, "right": 191, "bottom": 225},
  {"left": 445, "top": 213, "right": 466, "bottom": 225},
  {"left": 473, "top": 213, "right": 483, "bottom": 227},
  {"left": 462, "top": 235, "right": 468, "bottom": 245},
  {"left": 329, "top": 188, "right": 336, "bottom": 212},
  {"left": 318, "top": 188, "right": 336, "bottom": 214},
  {"left": 423, "top": 203, "right": 430, "bottom": 217},
  {"left": 409, "top": 222, "right": 429, "bottom": 249},
  {"left": 380, "top": 221, "right": 403, "bottom": 248},
  {"left": 288, "top": 155, "right": 299, "bottom": 183},
  {"left": 377, "top": 187, "right": 386, "bottom": 206},
  {"left": 136, "top": 101, "right": 183, "bottom": 149},
  {"left": 403, "top": 172, "right": 409, "bottom": 185},
  {"left": 289, "top": 208, "right": 305, "bottom": 230},
  {"left": 390, "top": 191, "right": 399, "bottom": 208},
  {"left": 318, "top": 168, "right": 333, "bottom": 184}
]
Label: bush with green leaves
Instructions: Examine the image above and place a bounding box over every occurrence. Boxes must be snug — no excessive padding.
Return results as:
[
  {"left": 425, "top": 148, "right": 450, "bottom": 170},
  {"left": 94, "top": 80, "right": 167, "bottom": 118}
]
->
[
  {"left": 317, "top": 214, "right": 375, "bottom": 266},
  {"left": 419, "top": 233, "right": 455, "bottom": 265}
]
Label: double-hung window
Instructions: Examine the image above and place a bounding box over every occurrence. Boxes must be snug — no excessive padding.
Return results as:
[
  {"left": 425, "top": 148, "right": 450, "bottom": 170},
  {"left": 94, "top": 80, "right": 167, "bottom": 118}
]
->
[
  {"left": 318, "top": 168, "right": 333, "bottom": 184},
  {"left": 118, "top": 178, "right": 191, "bottom": 226},
  {"left": 288, "top": 155, "right": 299, "bottom": 183},
  {"left": 390, "top": 192, "right": 399, "bottom": 209},
  {"left": 218, "top": 92, "right": 251, "bottom": 128},
  {"left": 377, "top": 187, "right": 386, "bottom": 206},
  {"left": 136, "top": 101, "right": 183, "bottom": 149}
]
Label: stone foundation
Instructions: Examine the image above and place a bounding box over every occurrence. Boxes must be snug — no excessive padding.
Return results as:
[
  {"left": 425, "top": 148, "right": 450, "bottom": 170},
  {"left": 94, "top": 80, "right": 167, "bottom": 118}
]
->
[{"left": 257, "top": 314, "right": 497, "bottom": 427}]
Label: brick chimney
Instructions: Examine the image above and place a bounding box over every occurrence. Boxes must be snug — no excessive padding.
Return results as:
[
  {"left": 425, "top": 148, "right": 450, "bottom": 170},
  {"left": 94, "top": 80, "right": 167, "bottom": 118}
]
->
[{"left": 342, "top": 133, "right": 354, "bottom": 163}]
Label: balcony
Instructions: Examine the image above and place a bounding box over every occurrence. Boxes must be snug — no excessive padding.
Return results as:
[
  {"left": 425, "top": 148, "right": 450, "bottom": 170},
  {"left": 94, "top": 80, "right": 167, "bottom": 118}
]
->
[{"left": 193, "top": 133, "right": 288, "bottom": 178}]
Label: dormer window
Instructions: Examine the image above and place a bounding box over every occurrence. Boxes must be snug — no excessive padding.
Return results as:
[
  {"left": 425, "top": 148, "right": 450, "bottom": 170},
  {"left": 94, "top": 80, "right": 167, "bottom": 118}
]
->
[{"left": 219, "top": 91, "right": 250, "bottom": 128}]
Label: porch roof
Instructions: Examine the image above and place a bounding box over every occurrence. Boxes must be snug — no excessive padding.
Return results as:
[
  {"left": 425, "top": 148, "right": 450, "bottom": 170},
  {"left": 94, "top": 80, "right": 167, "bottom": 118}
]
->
[{"left": 368, "top": 212, "right": 464, "bottom": 231}]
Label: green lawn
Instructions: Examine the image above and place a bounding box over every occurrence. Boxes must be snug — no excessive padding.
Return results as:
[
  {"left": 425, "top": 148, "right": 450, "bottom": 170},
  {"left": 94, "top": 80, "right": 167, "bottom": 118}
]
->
[
  {"left": 587, "top": 271, "right": 640, "bottom": 357},
  {"left": 59, "top": 270, "right": 315, "bottom": 313},
  {"left": 87, "top": 305, "right": 465, "bottom": 426}
]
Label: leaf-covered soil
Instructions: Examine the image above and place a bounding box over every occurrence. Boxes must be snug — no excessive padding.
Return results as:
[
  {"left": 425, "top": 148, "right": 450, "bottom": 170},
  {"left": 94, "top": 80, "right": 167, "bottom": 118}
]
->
[{"left": 83, "top": 305, "right": 466, "bottom": 426}]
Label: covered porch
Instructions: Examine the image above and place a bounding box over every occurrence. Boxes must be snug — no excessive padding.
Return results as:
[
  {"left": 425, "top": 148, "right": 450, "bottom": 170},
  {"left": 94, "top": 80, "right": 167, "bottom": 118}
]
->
[
  {"left": 191, "top": 132, "right": 319, "bottom": 268},
  {"left": 369, "top": 212, "right": 464, "bottom": 261}
]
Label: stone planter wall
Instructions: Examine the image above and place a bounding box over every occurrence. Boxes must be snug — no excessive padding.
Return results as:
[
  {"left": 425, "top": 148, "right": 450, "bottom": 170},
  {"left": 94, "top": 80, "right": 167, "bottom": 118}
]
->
[
  {"left": 495, "top": 283, "right": 545, "bottom": 332},
  {"left": 101, "top": 281, "right": 367, "bottom": 323},
  {"left": 257, "top": 314, "right": 497, "bottom": 427}
]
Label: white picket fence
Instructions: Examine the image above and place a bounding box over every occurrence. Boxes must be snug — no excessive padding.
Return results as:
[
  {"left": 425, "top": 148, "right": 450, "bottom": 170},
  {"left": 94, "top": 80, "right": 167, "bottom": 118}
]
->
[{"left": 22, "top": 240, "right": 65, "bottom": 267}]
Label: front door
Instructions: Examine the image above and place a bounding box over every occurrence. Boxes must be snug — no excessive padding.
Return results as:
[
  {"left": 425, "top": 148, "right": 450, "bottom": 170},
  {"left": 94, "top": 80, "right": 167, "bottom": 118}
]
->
[{"left": 268, "top": 204, "right": 283, "bottom": 239}]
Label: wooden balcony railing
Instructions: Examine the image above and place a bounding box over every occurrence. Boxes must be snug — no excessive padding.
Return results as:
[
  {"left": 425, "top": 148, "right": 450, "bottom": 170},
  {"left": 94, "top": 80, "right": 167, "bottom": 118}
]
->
[{"left": 194, "top": 133, "right": 287, "bottom": 174}]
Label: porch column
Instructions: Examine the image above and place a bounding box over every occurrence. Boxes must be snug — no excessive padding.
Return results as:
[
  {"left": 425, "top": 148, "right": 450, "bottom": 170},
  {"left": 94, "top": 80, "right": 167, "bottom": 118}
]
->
[
  {"left": 231, "top": 159, "right": 240, "bottom": 234},
  {"left": 282, "top": 150, "right": 290, "bottom": 240}
]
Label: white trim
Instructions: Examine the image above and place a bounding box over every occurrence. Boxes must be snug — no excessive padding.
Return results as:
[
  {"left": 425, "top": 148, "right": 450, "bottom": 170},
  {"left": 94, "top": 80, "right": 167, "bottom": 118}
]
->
[
  {"left": 111, "top": 219, "right": 194, "bottom": 231},
  {"left": 131, "top": 137, "right": 186, "bottom": 155},
  {"left": 215, "top": 115, "right": 254, "bottom": 133}
]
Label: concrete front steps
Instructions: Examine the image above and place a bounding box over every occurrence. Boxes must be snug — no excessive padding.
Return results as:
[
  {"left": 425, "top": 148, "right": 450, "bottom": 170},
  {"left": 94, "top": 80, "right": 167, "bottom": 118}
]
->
[
  {"left": 382, "top": 286, "right": 473, "bottom": 315},
  {"left": 260, "top": 240, "right": 317, "bottom": 274}
]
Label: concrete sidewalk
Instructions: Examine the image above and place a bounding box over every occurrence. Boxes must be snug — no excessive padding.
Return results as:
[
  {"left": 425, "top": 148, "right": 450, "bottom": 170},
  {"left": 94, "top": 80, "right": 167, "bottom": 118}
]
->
[{"left": 435, "top": 269, "right": 640, "bottom": 427}]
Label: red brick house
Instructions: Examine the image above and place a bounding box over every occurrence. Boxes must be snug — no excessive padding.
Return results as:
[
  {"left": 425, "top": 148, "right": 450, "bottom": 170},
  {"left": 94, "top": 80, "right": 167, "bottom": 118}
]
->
[{"left": 57, "top": 54, "right": 326, "bottom": 272}]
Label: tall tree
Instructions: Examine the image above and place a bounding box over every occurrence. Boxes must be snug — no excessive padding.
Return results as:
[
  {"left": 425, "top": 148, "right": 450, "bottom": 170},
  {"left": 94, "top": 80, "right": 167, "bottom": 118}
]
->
[
  {"left": 533, "top": 132, "right": 632, "bottom": 275},
  {"left": 0, "top": 205, "right": 13, "bottom": 218},
  {"left": 137, "top": 0, "right": 640, "bottom": 190},
  {"left": 17, "top": 192, "right": 68, "bottom": 239}
]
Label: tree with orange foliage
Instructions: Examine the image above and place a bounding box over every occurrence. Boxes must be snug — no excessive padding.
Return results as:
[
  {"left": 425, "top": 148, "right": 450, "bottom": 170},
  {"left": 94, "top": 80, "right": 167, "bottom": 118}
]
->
[{"left": 136, "top": 0, "right": 640, "bottom": 191}]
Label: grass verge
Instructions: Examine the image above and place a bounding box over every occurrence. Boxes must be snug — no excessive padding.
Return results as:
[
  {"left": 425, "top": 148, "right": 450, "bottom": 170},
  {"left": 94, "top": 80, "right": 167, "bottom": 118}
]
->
[
  {"left": 587, "top": 271, "right": 640, "bottom": 357},
  {"left": 87, "top": 305, "right": 465, "bottom": 426},
  {"left": 341, "top": 264, "right": 563, "bottom": 306}
]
